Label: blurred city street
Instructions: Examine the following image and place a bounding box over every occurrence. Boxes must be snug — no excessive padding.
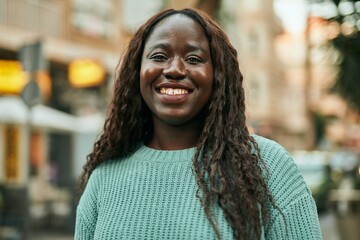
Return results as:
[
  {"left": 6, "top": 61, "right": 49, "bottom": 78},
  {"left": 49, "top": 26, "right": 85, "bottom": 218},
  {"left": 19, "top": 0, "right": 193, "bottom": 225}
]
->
[
  {"left": 1, "top": 0, "right": 360, "bottom": 239},
  {"left": 319, "top": 211, "right": 341, "bottom": 240},
  {"left": 29, "top": 232, "right": 73, "bottom": 240}
]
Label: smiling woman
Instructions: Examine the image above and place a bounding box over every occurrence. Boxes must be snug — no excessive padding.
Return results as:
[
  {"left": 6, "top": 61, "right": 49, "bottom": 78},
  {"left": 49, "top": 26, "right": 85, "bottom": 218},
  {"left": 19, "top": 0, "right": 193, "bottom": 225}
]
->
[
  {"left": 140, "top": 14, "right": 213, "bottom": 142},
  {"left": 75, "top": 8, "right": 322, "bottom": 240}
]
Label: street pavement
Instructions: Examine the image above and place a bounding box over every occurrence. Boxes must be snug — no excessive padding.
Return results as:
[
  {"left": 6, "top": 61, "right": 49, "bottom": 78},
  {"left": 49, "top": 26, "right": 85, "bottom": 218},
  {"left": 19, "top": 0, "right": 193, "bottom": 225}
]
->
[
  {"left": 319, "top": 210, "right": 341, "bottom": 240},
  {"left": 29, "top": 232, "right": 73, "bottom": 240}
]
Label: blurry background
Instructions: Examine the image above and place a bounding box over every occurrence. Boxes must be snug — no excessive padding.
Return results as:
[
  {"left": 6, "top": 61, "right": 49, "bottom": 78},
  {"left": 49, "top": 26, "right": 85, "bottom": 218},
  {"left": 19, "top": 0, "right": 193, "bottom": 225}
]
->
[{"left": 0, "top": 0, "right": 359, "bottom": 239}]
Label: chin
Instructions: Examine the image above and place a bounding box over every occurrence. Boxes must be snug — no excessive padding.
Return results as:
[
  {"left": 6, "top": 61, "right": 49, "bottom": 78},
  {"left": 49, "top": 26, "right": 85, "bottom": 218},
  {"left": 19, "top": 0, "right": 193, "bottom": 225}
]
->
[{"left": 160, "top": 116, "right": 192, "bottom": 126}]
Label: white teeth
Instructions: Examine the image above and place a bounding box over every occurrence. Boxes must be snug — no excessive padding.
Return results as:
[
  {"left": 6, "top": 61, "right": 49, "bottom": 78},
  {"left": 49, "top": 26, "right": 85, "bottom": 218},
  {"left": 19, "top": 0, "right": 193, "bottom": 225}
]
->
[
  {"left": 166, "top": 88, "right": 173, "bottom": 95},
  {"left": 159, "top": 88, "right": 189, "bottom": 95}
]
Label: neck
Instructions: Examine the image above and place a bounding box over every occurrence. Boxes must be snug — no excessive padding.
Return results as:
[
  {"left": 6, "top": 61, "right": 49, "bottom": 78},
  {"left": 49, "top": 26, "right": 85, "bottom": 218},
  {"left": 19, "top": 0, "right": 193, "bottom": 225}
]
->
[{"left": 147, "top": 119, "right": 202, "bottom": 150}]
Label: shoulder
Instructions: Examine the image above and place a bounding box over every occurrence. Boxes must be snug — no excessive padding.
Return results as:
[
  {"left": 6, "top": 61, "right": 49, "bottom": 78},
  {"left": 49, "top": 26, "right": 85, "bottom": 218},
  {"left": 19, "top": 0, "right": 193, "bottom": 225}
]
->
[
  {"left": 87, "top": 150, "right": 143, "bottom": 184},
  {"left": 251, "top": 136, "right": 322, "bottom": 238},
  {"left": 251, "top": 134, "right": 297, "bottom": 175},
  {"left": 80, "top": 158, "right": 124, "bottom": 206},
  {"left": 89, "top": 158, "right": 123, "bottom": 181},
  {"left": 251, "top": 134, "right": 312, "bottom": 206},
  {"left": 82, "top": 161, "right": 113, "bottom": 194},
  {"left": 251, "top": 134, "right": 291, "bottom": 162}
]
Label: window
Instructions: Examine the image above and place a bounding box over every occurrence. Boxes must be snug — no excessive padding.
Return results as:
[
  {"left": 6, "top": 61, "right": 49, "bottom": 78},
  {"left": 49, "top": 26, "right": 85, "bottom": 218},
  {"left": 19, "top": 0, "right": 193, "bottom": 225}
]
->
[
  {"left": 70, "top": 0, "right": 115, "bottom": 39},
  {"left": 122, "top": 0, "right": 164, "bottom": 33}
]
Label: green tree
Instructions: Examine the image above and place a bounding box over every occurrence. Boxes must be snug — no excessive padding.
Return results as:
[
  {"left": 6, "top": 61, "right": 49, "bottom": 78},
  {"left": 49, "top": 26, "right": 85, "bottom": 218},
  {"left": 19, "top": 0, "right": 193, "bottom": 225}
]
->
[
  {"left": 331, "top": 33, "right": 360, "bottom": 112},
  {"left": 327, "top": 0, "right": 360, "bottom": 113}
]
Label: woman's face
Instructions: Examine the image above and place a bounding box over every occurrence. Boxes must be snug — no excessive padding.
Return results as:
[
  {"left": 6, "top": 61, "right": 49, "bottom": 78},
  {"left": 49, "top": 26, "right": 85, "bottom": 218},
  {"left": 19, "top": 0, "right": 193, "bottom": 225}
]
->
[{"left": 140, "top": 14, "right": 213, "bottom": 126}]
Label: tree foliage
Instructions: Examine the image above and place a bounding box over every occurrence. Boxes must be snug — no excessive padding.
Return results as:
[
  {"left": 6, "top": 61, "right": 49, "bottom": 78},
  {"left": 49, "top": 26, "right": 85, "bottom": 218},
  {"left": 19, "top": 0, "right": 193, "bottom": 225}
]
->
[
  {"left": 331, "top": 33, "right": 360, "bottom": 112},
  {"left": 328, "top": 0, "right": 360, "bottom": 112}
]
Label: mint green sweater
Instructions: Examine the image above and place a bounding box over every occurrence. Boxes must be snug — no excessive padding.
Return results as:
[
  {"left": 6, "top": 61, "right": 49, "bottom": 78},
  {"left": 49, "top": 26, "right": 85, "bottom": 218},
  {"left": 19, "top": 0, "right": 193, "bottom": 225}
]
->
[{"left": 75, "top": 135, "right": 322, "bottom": 239}]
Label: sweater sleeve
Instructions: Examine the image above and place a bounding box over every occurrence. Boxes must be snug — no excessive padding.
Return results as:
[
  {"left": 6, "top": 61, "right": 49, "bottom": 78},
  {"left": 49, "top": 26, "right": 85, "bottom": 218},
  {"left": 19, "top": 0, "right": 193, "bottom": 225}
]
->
[
  {"left": 253, "top": 135, "right": 323, "bottom": 239},
  {"left": 267, "top": 193, "right": 322, "bottom": 239},
  {"left": 75, "top": 169, "right": 101, "bottom": 240}
]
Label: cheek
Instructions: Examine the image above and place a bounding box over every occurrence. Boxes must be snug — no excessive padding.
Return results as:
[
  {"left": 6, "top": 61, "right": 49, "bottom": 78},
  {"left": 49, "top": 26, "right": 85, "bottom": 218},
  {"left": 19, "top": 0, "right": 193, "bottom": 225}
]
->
[
  {"left": 197, "top": 68, "right": 213, "bottom": 92},
  {"left": 140, "top": 64, "right": 161, "bottom": 88},
  {"left": 140, "top": 66, "right": 161, "bottom": 103},
  {"left": 139, "top": 68, "right": 151, "bottom": 95},
  {"left": 201, "top": 69, "right": 213, "bottom": 103}
]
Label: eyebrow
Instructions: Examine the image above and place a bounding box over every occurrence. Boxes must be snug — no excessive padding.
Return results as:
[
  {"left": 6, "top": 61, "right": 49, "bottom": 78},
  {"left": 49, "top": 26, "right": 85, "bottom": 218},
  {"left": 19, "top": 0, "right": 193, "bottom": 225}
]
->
[
  {"left": 147, "top": 42, "right": 207, "bottom": 54},
  {"left": 147, "top": 43, "right": 169, "bottom": 52}
]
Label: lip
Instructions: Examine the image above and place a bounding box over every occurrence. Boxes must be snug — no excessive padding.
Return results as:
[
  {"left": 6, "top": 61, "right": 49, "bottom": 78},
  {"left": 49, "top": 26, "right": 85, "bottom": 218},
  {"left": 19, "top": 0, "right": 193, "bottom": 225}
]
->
[
  {"left": 156, "top": 92, "right": 191, "bottom": 104},
  {"left": 153, "top": 82, "right": 194, "bottom": 104},
  {"left": 154, "top": 82, "right": 195, "bottom": 92}
]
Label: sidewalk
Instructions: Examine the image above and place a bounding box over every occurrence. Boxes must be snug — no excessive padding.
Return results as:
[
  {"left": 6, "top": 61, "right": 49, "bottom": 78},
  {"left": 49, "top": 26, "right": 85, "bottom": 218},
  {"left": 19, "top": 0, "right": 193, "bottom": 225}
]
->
[
  {"left": 319, "top": 211, "right": 341, "bottom": 240},
  {"left": 29, "top": 232, "right": 73, "bottom": 240}
]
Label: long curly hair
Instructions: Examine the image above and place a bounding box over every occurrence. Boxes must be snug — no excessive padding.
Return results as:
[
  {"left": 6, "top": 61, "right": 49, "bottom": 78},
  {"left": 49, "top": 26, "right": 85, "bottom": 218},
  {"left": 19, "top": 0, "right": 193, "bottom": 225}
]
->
[{"left": 79, "top": 8, "right": 282, "bottom": 240}]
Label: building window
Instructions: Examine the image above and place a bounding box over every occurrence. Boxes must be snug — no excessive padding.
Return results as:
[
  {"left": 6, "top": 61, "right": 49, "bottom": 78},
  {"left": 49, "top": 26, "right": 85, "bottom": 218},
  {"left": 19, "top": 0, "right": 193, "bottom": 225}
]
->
[
  {"left": 122, "top": 0, "right": 164, "bottom": 33},
  {"left": 248, "top": 30, "right": 259, "bottom": 56},
  {"left": 70, "top": 0, "right": 115, "bottom": 40},
  {"left": 249, "top": 77, "right": 260, "bottom": 106}
]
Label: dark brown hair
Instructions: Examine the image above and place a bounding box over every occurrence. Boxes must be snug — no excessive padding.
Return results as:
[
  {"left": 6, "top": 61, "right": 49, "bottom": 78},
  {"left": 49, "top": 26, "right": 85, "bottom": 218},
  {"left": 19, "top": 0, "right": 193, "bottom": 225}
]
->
[{"left": 79, "top": 8, "right": 282, "bottom": 240}]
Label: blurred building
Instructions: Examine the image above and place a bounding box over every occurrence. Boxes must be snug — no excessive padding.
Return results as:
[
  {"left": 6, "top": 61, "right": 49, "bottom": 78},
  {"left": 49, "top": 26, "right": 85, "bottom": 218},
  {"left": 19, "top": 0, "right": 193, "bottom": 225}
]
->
[
  {"left": 213, "top": 0, "right": 311, "bottom": 150},
  {"left": 0, "top": 0, "right": 118, "bottom": 236},
  {"left": 3, "top": 0, "right": 349, "bottom": 237},
  {"left": 228, "top": 0, "right": 287, "bottom": 143},
  {"left": 305, "top": 16, "right": 360, "bottom": 151},
  {"left": 275, "top": 0, "right": 360, "bottom": 151}
]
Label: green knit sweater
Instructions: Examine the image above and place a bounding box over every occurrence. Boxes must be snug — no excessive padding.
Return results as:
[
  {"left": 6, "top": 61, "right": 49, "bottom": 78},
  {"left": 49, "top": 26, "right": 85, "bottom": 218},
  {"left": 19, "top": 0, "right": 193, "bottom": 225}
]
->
[{"left": 75, "top": 135, "right": 322, "bottom": 239}]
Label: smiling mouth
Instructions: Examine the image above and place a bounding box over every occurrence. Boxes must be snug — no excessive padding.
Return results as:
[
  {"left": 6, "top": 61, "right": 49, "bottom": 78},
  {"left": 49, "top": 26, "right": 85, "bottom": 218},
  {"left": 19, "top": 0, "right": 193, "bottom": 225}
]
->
[{"left": 157, "top": 88, "right": 191, "bottom": 95}]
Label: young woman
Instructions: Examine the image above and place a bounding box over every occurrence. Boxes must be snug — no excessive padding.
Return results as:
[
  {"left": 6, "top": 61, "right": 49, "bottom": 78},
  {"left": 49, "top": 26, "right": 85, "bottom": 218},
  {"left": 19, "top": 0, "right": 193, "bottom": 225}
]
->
[{"left": 75, "top": 8, "right": 322, "bottom": 240}]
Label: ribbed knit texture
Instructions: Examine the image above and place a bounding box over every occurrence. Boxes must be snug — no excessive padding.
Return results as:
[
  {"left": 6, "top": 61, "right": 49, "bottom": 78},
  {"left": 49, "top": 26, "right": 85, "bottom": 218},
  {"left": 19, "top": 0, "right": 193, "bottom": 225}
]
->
[{"left": 75, "top": 135, "right": 323, "bottom": 239}]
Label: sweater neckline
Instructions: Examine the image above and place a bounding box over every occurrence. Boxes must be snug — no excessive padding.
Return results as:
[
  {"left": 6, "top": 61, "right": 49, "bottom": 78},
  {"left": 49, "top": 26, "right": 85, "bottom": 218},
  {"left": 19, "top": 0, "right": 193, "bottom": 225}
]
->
[{"left": 132, "top": 143, "right": 197, "bottom": 162}]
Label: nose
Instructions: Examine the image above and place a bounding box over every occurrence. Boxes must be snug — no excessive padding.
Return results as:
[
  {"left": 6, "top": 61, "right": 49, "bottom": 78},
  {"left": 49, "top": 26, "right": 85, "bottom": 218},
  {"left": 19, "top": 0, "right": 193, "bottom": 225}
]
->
[{"left": 163, "top": 57, "right": 187, "bottom": 80}]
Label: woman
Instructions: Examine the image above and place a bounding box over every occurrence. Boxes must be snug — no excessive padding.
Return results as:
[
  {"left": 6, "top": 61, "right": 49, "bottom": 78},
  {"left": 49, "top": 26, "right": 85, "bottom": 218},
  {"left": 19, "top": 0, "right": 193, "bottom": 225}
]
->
[{"left": 75, "top": 8, "right": 322, "bottom": 240}]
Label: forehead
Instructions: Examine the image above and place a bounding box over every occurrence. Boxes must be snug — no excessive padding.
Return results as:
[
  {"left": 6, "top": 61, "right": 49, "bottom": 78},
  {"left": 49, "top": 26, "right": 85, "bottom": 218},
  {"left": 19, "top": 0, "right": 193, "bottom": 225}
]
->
[{"left": 145, "top": 14, "right": 208, "bottom": 45}]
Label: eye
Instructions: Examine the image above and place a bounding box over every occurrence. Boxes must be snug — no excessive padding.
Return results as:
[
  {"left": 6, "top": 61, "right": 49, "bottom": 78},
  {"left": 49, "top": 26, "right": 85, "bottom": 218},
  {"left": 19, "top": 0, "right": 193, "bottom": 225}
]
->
[
  {"left": 186, "top": 56, "right": 202, "bottom": 64},
  {"left": 150, "top": 54, "right": 167, "bottom": 62}
]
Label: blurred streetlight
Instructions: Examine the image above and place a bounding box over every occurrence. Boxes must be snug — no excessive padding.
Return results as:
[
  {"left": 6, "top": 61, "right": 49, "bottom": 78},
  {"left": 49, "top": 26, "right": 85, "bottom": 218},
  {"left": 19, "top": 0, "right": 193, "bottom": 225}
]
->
[
  {"left": 310, "top": 0, "right": 338, "bottom": 19},
  {"left": 311, "top": 0, "right": 360, "bottom": 33},
  {"left": 274, "top": 0, "right": 308, "bottom": 35},
  {"left": 338, "top": 0, "right": 356, "bottom": 15}
]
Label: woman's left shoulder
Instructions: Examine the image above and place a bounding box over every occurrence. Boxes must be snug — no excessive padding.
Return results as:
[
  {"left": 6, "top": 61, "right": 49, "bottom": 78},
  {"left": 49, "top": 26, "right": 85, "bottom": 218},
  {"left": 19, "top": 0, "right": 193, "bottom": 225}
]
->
[
  {"left": 251, "top": 134, "right": 292, "bottom": 165},
  {"left": 251, "top": 134, "right": 312, "bottom": 201}
]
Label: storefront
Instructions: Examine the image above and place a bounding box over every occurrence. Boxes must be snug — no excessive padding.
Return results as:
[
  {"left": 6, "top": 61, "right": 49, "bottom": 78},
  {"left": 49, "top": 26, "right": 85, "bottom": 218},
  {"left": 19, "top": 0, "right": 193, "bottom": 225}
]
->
[{"left": 0, "top": 96, "right": 104, "bottom": 236}]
